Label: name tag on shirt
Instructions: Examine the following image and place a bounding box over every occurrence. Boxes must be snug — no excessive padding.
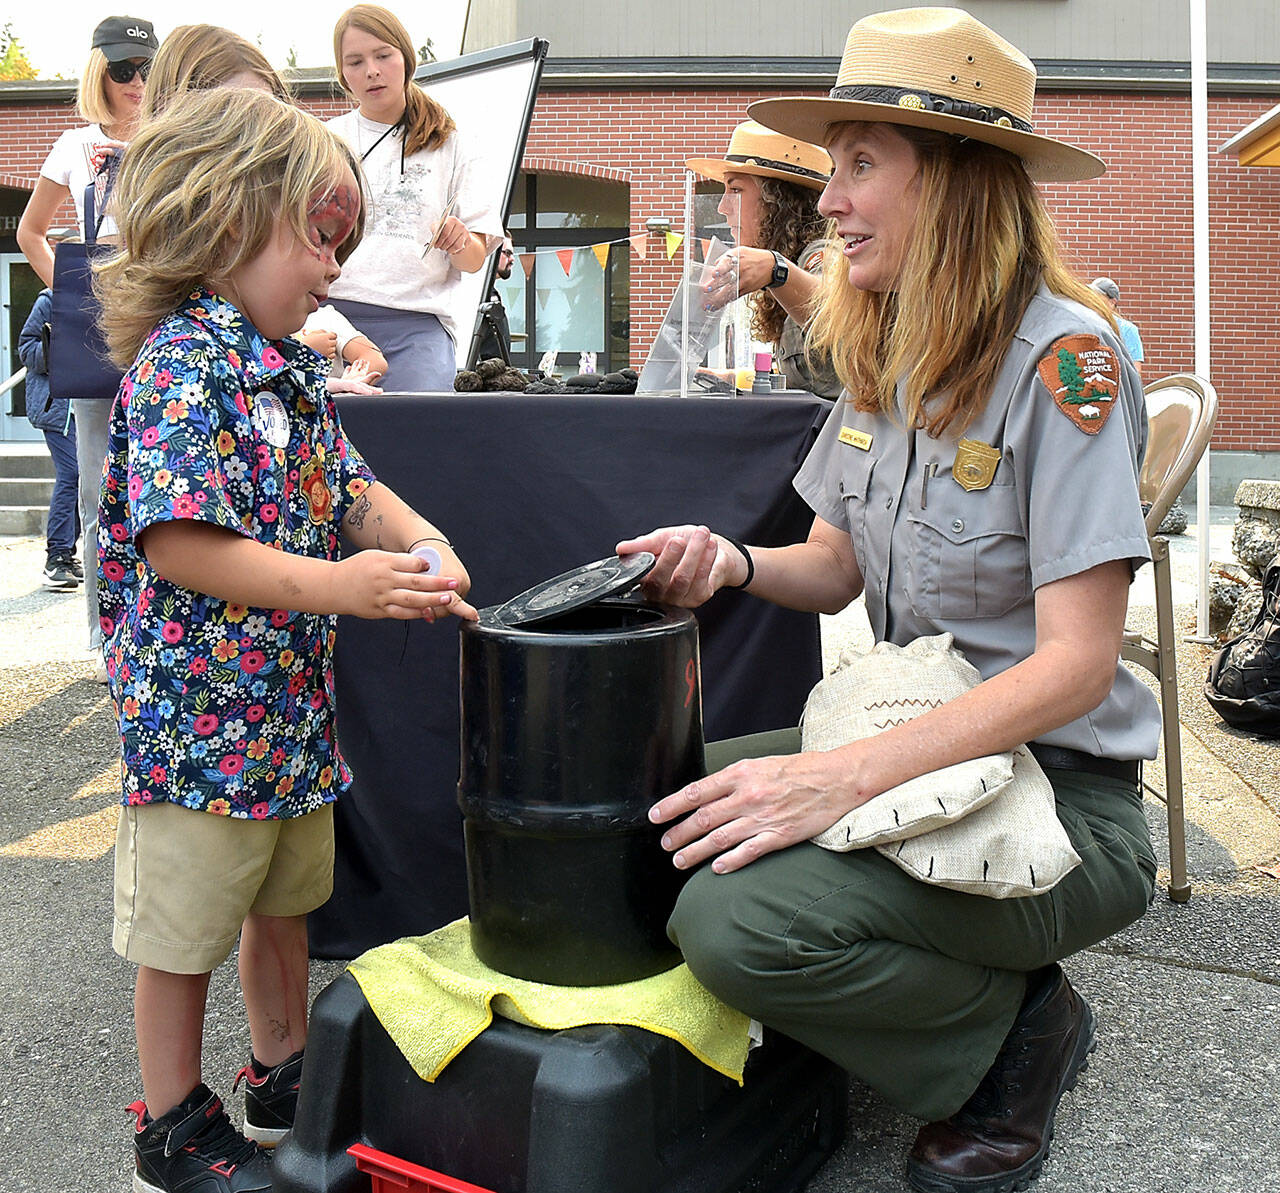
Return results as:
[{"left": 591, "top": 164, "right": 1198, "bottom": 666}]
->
[{"left": 839, "top": 426, "right": 873, "bottom": 451}]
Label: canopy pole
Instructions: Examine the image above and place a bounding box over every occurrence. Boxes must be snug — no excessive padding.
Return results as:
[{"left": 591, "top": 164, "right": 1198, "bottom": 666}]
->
[{"left": 1191, "top": 0, "right": 1213, "bottom": 639}]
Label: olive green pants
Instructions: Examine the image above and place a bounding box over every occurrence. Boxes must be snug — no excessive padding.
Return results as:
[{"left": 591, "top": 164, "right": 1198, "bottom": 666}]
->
[{"left": 668, "top": 729, "right": 1157, "bottom": 1122}]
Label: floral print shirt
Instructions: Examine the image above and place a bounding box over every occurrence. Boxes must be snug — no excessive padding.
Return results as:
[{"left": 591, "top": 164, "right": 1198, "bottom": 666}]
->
[{"left": 98, "top": 290, "right": 376, "bottom": 819}]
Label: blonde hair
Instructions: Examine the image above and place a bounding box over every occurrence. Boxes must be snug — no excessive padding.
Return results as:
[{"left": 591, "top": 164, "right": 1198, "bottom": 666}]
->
[
  {"left": 142, "top": 24, "right": 290, "bottom": 120},
  {"left": 76, "top": 49, "right": 115, "bottom": 126},
  {"left": 808, "top": 123, "right": 1114, "bottom": 437},
  {"left": 94, "top": 88, "right": 365, "bottom": 366},
  {"left": 333, "top": 4, "right": 455, "bottom": 155}
]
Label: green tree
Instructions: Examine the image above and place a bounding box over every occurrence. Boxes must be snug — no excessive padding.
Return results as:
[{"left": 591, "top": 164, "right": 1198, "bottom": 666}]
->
[
  {"left": 0, "top": 22, "right": 37, "bottom": 81},
  {"left": 418, "top": 39, "right": 436, "bottom": 64},
  {"left": 1056, "top": 347, "right": 1087, "bottom": 404},
  {"left": 286, "top": 44, "right": 298, "bottom": 69}
]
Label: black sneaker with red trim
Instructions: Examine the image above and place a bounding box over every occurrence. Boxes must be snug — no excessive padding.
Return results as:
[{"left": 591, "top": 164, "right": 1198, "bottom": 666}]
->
[
  {"left": 127, "top": 1083, "right": 272, "bottom": 1193},
  {"left": 233, "top": 1049, "right": 303, "bottom": 1148}
]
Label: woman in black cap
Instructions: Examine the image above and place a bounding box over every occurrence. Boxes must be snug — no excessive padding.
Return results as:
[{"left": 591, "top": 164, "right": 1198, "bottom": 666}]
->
[
  {"left": 17, "top": 14, "right": 159, "bottom": 679},
  {"left": 621, "top": 8, "right": 1157, "bottom": 1192}
]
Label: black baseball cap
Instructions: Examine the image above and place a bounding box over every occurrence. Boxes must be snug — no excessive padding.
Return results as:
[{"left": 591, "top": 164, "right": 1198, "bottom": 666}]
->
[{"left": 91, "top": 16, "right": 159, "bottom": 61}]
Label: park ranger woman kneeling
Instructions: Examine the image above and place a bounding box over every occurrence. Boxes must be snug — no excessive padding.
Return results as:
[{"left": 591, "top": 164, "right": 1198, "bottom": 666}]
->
[{"left": 618, "top": 8, "right": 1159, "bottom": 1193}]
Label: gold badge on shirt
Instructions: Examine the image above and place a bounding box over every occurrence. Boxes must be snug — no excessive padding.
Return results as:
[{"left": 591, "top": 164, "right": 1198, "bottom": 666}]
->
[
  {"left": 953, "top": 439, "right": 1002, "bottom": 491},
  {"left": 299, "top": 456, "right": 333, "bottom": 525}
]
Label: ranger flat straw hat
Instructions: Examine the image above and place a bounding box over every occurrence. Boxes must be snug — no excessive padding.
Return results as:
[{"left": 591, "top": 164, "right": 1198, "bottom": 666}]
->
[
  {"left": 686, "top": 120, "right": 832, "bottom": 191},
  {"left": 748, "top": 7, "right": 1104, "bottom": 183}
]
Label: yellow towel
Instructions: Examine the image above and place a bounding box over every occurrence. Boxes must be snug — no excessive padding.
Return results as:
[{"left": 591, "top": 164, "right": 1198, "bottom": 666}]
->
[{"left": 346, "top": 918, "right": 752, "bottom": 1085}]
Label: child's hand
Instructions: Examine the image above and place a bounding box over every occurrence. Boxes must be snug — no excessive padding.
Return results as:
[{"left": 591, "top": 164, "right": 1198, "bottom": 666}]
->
[
  {"left": 334, "top": 549, "right": 479, "bottom": 622},
  {"left": 326, "top": 375, "right": 384, "bottom": 395},
  {"left": 298, "top": 328, "right": 339, "bottom": 359}
]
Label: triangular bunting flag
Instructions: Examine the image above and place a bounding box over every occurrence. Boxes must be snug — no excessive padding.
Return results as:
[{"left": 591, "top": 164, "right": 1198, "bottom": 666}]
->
[
  {"left": 591, "top": 243, "right": 611, "bottom": 271},
  {"left": 519, "top": 252, "right": 536, "bottom": 279},
  {"left": 699, "top": 238, "right": 712, "bottom": 260},
  {"left": 556, "top": 248, "right": 576, "bottom": 276},
  {"left": 665, "top": 231, "right": 684, "bottom": 260},
  {"left": 536, "top": 288, "right": 552, "bottom": 310},
  {"left": 630, "top": 234, "right": 648, "bottom": 260}
]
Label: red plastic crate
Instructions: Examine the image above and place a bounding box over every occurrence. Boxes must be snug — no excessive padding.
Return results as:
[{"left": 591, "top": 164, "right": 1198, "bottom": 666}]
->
[{"left": 348, "top": 1143, "right": 498, "bottom": 1193}]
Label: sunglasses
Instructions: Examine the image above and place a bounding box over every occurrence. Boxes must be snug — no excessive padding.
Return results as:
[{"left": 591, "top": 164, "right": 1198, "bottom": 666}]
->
[{"left": 107, "top": 59, "right": 151, "bottom": 84}]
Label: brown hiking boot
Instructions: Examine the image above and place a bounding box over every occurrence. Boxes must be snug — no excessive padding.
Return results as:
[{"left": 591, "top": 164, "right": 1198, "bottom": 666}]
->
[{"left": 906, "top": 964, "right": 1097, "bottom": 1193}]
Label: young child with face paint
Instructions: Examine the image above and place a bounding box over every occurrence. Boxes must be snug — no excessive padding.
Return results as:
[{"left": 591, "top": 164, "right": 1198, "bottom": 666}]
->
[{"left": 92, "top": 88, "right": 476, "bottom": 1193}]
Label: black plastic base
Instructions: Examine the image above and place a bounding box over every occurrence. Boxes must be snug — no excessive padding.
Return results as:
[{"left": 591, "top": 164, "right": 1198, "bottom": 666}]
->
[{"left": 273, "top": 972, "right": 847, "bottom": 1193}]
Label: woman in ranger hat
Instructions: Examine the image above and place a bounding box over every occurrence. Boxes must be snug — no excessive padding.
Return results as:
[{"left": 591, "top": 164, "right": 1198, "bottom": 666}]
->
[
  {"left": 618, "top": 8, "right": 1157, "bottom": 1192},
  {"left": 687, "top": 120, "right": 841, "bottom": 397}
]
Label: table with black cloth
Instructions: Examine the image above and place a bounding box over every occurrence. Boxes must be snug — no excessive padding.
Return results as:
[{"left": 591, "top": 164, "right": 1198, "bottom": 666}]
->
[{"left": 309, "top": 392, "right": 832, "bottom": 959}]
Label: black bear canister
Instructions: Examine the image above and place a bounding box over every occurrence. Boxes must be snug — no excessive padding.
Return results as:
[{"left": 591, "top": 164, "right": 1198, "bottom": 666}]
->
[{"left": 457, "top": 554, "right": 705, "bottom": 985}]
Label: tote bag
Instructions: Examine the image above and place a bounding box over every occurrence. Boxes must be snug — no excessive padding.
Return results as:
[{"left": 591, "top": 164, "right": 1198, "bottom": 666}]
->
[{"left": 49, "top": 182, "right": 123, "bottom": 401}]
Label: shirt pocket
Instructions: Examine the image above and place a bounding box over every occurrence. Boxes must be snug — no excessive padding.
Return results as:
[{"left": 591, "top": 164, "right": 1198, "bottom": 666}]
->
[
  {"left": 905, "top": 480, "right": 1031, "bottom": 620},
  {"left": 837, "top": 449, "right": 876, "bottom": 567}
]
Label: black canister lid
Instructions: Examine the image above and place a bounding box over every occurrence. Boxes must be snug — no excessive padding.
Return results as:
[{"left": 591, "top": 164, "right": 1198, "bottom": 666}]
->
[{"left": 485, "top": 552, "right": 656, "bottom": 627}]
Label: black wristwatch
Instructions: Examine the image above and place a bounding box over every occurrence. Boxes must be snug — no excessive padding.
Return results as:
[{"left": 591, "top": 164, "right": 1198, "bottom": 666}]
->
[{"left": 764, "top": 250, "right": 789, "bottom": 290}]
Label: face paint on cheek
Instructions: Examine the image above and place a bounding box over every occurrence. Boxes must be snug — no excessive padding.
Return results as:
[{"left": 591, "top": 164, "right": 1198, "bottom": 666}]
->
[{"left": 305, "top": 185, "right": 361, "bottom": 259}]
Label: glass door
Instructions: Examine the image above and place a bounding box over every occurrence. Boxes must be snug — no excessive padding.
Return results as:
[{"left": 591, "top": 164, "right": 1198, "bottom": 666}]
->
[{"left": 2, "top": 254, "right": 42, "bottom": 442}]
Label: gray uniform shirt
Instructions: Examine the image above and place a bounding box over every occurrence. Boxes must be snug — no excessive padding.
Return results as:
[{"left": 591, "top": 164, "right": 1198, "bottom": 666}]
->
[
  {"left": 794, "top": 284, "right": 1161, "bottom": 760},
  {"left": 776, "top": 239, "right": 842, "bottom": 399}
]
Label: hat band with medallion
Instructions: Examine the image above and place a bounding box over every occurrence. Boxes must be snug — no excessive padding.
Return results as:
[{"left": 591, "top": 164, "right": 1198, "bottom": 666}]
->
[
  {"left": 747, "top": 6, "right": 1104, "bottom": 184},
  {"left": 723, "top": 152, "right": 831, "bottom": 184},
  {"left": 686, "top": 119, "right": 832, "bottom": 192},
  {"left": 827, "top": 85, "right": 1033, "bottom": 135}
]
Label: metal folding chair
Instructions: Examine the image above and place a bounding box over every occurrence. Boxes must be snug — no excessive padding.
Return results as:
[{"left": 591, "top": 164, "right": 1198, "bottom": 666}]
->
[{"left": 1122, "top": 373, "right": 1219, "bottom": 903}]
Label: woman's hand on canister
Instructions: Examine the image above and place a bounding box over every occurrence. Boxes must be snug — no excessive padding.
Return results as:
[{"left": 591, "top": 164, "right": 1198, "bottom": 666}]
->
[
  {"left": 703, "top": 247, "right": 777, "bottom": 309},
  {"left": 650, "top": 751, "right": 868, "bottom": 874},
  {"left": 615, "top": 525, "right": 746, "bottom": 607}
]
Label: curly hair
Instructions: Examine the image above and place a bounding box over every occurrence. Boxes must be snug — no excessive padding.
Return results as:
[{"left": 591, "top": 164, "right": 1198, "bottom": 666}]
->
[
  {"left": 93, "top": 88, "right": 364, "bottom": 367},
  {"left": 749, "top": 177, "right": 829, "bottom": 345}
]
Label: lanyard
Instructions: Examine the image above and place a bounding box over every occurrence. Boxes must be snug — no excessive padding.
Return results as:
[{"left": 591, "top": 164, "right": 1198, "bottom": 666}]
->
[{"left": 360, "top": 116, "right": 407, "bottom": 176}]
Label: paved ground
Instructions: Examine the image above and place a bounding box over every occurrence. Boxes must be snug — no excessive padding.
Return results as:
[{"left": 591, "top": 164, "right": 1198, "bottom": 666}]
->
[{"left": 1, "top": 513, "right": 1277, "bottom": 1193}]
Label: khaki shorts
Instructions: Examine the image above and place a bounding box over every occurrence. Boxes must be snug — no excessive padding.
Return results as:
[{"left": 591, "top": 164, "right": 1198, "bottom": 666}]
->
[{"left": 113, "top": 800, "right": 335, "bottom": 974}]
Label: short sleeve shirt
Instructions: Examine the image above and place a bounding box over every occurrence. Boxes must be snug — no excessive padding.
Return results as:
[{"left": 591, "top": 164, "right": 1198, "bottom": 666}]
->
[
  {"left": 325, "top": 113, "right": 504, "bottom": 347},
  {"left": 301, "top": 303, "right": 375, "bottom": 378},
  {"left": 775, "top": 239, "right": 842, "bottom": 399},
  {"left": 1117, "top": 316, "right": 1144, "bottom": 364},
  {"left": 98, "top": 290, "right": 377, "bottom": 819},
  {"left": 39, "top": 124, "right": 121, "bottom": 237},
  {"left": 794, "top": 284, "right": 1161, "bottom": 760}
]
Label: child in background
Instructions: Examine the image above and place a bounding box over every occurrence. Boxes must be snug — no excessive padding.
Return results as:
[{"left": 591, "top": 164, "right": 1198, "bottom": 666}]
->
[
  {"left": 93, "top": 88, "right": 476, "bottom": 1193},
  {"left": 18, "top": 288, "right": 82, "bottom": 591},
  {"left": 298, "top": 302, "right": 388, "bottom": 385}
]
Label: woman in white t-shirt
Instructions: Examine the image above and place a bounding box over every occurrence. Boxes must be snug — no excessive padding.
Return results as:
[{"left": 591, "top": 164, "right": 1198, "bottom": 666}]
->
[
  {"left": 327, "top": 4, "right": 503, "bottom": 392},
  {"left": 16, "top": 15, "right": 158, "bottom": 674}
]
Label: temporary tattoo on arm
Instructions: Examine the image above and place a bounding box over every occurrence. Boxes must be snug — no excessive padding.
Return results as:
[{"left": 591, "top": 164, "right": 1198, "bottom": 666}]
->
[{"left": 347, "top": 493, "right": 371, "bottom": 529}]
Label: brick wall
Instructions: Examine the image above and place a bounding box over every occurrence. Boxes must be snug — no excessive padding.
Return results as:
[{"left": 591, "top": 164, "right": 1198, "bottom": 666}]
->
[{"left": 4, "top": 86, "right": 1278, "bottom": 450}]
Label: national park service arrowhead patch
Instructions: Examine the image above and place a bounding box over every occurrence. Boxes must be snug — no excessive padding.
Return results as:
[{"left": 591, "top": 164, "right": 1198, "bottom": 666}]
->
[{"left": 1036, "top": 334, "right": 1120, "bottom": 435}]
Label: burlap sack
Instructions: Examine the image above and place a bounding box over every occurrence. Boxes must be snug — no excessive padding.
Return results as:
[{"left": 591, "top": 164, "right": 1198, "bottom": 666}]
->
[
  {"left": 804, "top": 635, "right": 1014, "bottom": 850},
  {"left": 803, "top": 634, "right": 1081, "bottom": 898},
  {"left": 877, "top": 744, "right": 1081, "bottom": 897}
]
